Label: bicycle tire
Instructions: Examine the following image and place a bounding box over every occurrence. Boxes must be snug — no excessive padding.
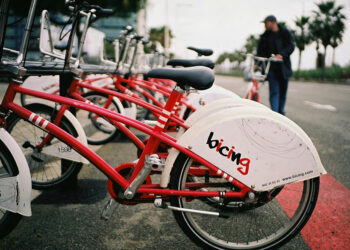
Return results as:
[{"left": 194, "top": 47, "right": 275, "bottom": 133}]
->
[
  {"left": 20, "top": 93, "right": 27, "bottom": 106},
  {"left": 169, "top": 153, "right": 319, "bottom": 249},
  {"left": 78, "top": 91, "right": 121, "bottom": 145},
  {"left": 0, "top": 140, "right": 23, "bottom": 238},
  {"left": 182, "top": 107, "right": 193, "bottom": 120},
  {"left": 252, "top": 92, "right": 259, "bottom": 102},
  {"left": 6, "top": 103, "right": 82, "bottom": 190},
  {"left": 135, "top": 89, "right": 151, "bottom": 120}
]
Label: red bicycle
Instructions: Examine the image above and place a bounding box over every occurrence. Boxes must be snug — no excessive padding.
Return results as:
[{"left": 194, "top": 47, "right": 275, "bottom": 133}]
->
[
  {"left": 0, "top": 1, "right": 326, "bottom": 249},
  {"left": 245, "top": 54, "right": 281, "bottom": 102}
]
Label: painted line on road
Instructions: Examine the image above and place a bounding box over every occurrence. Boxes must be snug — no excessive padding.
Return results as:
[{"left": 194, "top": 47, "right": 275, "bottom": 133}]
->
[
  {"left": 300, "top": 174, "right": 350, "bottom": 249},
  {"left": 304, "top": 101, "right": 337, "bottom": 111},
  {"left": 277, "top": 174, "right": 350, "bottom": 249}
]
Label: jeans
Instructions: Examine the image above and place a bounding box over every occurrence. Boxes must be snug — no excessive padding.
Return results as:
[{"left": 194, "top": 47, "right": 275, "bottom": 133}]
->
[{"left": 268, "top": 70, "right": 289, "bottom": 115}]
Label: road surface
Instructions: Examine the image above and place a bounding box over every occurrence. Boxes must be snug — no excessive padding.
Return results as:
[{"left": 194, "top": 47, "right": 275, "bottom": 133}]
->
[{"left": 0, "top": 76, "right": 349, "bottom": 249}]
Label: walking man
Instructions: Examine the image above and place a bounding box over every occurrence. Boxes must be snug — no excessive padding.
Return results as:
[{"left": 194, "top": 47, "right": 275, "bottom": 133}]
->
[{"left": 257, "top": 15, "right": 295, "bottom": 115}]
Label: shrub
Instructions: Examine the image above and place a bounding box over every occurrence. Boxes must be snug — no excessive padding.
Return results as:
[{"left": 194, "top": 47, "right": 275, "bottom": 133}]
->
[{"left": 293, "top": 64, "right": 350, "bottom": 82}]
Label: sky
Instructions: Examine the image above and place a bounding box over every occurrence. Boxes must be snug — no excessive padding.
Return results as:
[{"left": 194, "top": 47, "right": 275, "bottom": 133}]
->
[{"left": 145, "top": 0, "right": 350, "bottom": 70}]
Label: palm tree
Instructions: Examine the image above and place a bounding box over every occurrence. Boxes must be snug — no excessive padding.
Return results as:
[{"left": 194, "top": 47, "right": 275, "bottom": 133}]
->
[
  {"left": 310, "top": 0, "right": 346, "bottom": 68},
  {"left": 329, "top": 5, "right": 346, "bottom": 65},
  {"left": 292, "top": 16, "right": 311, "bottom": 71}
]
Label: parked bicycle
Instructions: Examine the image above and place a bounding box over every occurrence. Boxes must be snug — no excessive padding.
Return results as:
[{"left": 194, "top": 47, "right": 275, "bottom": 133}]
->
[{"left": 0, "top": 1, "right": 327, "bottom": 249}]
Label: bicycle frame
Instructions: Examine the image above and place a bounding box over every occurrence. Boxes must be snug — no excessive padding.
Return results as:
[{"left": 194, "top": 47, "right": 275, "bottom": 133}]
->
[
  {"left": 80, "top": 73, "right": 196, "bottom": 115},
  {"left": 1, "top": 79, "right": 251, "bottom": 199},
  {"left": 246, "top": 78, "right": 260, "bottom": 102},
  {"left": 245, "top": 54, "right": 277, "bottom": 102},
  {"left": 26, "top": 73, "right": 196, "bottom": 121},
  {"left": 70, "top": 78, "right": 189, "bottom": 129},
  {"left": 117, "top": 75, "right": 196, "bottom": 112}
]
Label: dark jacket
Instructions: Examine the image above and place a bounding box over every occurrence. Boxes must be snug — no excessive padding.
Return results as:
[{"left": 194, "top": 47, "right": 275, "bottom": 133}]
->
[{"left": 257, "top": 24, "right": 295, "bottom": 80}]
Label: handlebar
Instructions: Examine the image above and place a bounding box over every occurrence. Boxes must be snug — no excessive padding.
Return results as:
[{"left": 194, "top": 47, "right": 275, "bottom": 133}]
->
[
  {"left": 245, "top": 54, "right": 283, "bottom": 82},
  {"left": 246, "top": 53, "right": 283, "bottom": 62},
  {"left": 88, "top": 5, "right": 114, "bottom": 18}
]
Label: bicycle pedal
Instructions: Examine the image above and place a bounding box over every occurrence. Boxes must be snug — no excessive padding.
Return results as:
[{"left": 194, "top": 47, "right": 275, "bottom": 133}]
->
[
  {"left": 145, "top": 154, "right": 165, "bottom": 169},
  {"left": 101, "top": 198, "right": 118, "bottom": 220}
]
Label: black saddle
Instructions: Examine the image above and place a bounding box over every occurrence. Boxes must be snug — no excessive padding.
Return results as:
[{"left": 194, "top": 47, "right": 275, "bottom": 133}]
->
[
  {"left": 187, "top": 46, "right": 213, "bottom": 56},
  {"left": 147, "top": 66, "right": 214, "bottom": 90},
  {"left": 167, "top": 58, "right": 215, "bottom": 69}
]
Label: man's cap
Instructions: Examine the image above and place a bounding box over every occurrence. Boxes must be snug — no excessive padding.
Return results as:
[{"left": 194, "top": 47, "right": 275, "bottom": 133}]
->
[{"left": 262, "top": 15, "right": 277, "bottom": 23}]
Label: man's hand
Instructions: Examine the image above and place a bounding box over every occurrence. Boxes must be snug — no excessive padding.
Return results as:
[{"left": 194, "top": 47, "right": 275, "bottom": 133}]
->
[{"left": 275, "top": 54, "right": 283, "bottom": 60}]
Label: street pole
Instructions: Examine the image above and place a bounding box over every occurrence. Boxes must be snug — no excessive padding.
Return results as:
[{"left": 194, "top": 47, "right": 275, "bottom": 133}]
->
[{"left": 164, "top": 0, "right": 169, "bottom": 57}]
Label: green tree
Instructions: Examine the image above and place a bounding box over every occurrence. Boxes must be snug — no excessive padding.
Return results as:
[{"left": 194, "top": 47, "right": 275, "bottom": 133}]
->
[
  {"left": 215, "top": 50, "right": 245, "bottom": 68},
  {"left": 292, "top": 16, "right": 312, "bottom": 71},
  {"left": 309, "top": 0, "right": 345, "bottom": 68},
  {"left": 216, "top": 52, "right": 231, "bottom": 65},
  {"left": 243, "top": 34, "right": 259, "bottom": 54},
  {"left": 216, "top": 34, "right": 258, "bottom": 68},
  {"left": 148, "top": 26, "right": 174, "bottom": 50},
  {"left": 232, "top": 49, "right": 245, "bottom": 68},
  {"left": 329, "top": 4, "right": 346, "bottom": 65}
]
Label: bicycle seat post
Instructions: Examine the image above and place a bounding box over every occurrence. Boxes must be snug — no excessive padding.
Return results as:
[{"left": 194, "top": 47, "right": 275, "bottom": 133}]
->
[{"left": 0, "top": 0, "right": 10, "bottom": 61}]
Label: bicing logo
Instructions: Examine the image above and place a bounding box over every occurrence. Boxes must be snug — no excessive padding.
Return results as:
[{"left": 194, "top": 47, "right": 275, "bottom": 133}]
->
[{"left": 206, "top": 131, "right": 251, "bottom": 175}]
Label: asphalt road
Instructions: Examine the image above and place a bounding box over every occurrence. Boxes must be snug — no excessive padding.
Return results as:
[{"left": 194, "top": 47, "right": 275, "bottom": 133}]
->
[
  {"left": 0, "top": 77, "right": 349, "bottom": 249},
  {"left": 215, "top": 75, "right": 350, "bottom": 189}
]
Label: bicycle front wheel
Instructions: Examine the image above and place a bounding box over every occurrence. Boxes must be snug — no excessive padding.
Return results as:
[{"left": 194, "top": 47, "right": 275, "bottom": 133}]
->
[
  {"left": 77, "top": 91, "right": 121, "bottom": 145},
  {"left": 6, "top": 103, "right": 82, "bottom": 190},
  {"left": 169, "top": 153, "right": 319, "bottom": 250},
  {"left": 0, "top": 140, "right": 22, "bottom": 238}
]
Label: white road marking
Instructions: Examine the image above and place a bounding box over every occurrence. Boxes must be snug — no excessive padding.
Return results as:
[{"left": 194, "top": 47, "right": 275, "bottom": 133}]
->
[{"left": 304, "top": 101, "right": 337, "bottom": 111}]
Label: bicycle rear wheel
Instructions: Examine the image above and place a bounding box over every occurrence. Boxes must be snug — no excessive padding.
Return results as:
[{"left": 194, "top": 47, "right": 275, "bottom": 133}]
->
[
  {"left": 169, "top": 153, "right": 319, "bottom": 249},
  {"left": 0, "top": 140, "right": 22, "bottom": 238},
  {"left": 252, "top": 92, "right": 260, "bottom": 102},
  {"left": 6, "top": 103, "right": 82, "bottom": 189},
  {"left": 77, "top": 91, "right": 121, "bottom": 145}
]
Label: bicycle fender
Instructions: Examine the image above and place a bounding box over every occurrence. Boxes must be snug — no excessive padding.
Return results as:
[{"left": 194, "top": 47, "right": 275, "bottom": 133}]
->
[
  {"left": 22, "top": 75, "right": 59, "bottom": 94},
  {"left": 163, "top": 107, "right": 326, "bottom": 191},
  {"left": 25, "top": 100, "right": 89, "bottom": 164},
  {"left": 111, "top": 96, "right": 126, "bottom": 116},
  {"left": 123, "top": 102, "right": 137, "bottom": 120},
  {"left": 162, "top": 99, "right": 269, "bottom": 186},
  {"left": 180, "top": 98, "right": 268, "bottom": 135},
  {"left": 0, "top": 128, "right": 32, "bottom": 216},
  {"left": 181, "top": 85, "right": 240, "bottom": 118}
]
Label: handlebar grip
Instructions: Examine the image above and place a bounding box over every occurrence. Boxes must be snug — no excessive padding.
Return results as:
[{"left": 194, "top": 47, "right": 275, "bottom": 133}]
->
[
  {"left": 124, "top": 26, "right": 134, "bottom": 35},
  {"left": 271, "top": 58, "right": 283, "bottom": 62},
  {"left": 88, "top": 4, "right": 114, "bottom": 17},
  {"left": 97, "top": 8, "right": 114, "bottom": 17}
]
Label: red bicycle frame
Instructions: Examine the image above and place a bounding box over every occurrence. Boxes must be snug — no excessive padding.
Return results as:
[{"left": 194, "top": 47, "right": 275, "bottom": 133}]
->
[
  {"left": 1, "top": 79, "right": 251, "bottom": 199},
  {"left": 78, "top": 73, "right": 196, "bottom": 115},
  {"left": 246, "top": 78, "right": 260, "bottom": 102},
  {"left": 69, "top": 78, "right": 188, "bottom": 130}
]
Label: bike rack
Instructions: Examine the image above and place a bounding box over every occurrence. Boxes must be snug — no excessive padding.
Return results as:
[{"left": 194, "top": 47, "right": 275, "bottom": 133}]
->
[{"left": 0, "top": 0, "right": 38, "bottom": 77}]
